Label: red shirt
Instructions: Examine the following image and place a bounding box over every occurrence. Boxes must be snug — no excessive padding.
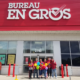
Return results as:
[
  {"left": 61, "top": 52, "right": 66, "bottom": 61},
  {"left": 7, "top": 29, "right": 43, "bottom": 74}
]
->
[
  {"left": 47, "top": 60, "right": 51, "bottom": 68},
  {"left": 44, "top": 61, "right": 47, "bottom": 64},
  {"left": 28, "top": 62, "right": 33, "bottom": 68},
  {"left": 40, "top": 61, "right": 44, "bottom": 70},
  {"left": 51, "top": 61, "right": 57, "bottom": 69},
  {"left": 33, "top": 61, "right": 38, "bottom": 69}
]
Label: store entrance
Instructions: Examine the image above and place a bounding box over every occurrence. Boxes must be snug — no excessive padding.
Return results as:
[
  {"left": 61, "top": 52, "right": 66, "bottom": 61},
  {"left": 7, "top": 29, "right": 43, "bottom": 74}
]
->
[
  {"left": 31, "top": 55, "right": 45, "bottom": 62},
  {"left": 23, "top": 55, "right": 53, "bottom": 73}
]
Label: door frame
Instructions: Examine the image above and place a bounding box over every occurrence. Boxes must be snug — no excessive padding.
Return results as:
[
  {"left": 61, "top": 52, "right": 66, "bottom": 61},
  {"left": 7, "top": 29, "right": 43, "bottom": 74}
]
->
[{"left": 22, "top": 53, "right": 54, "bottom": 74}]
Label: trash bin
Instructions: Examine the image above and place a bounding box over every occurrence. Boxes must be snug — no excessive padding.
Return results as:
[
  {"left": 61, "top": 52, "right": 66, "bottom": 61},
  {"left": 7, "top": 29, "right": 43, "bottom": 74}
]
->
[
  {"left": 59, "top": 66, "right": 64, "bottom": 76},
  {"left": 59, "top": 66, "right": 61, "bottom": 76}
]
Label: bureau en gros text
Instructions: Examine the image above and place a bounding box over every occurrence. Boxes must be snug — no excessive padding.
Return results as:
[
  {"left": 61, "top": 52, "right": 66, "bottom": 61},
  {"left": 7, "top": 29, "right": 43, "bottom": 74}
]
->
[{"left": 7, "top": 2, "right": 71, "bottom": 21}]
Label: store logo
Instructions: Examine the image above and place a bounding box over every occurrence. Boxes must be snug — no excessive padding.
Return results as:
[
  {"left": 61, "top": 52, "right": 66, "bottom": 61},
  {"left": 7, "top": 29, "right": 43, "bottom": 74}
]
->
[{"left": 7, "top": 3, "right": 71, "bottom": 21}]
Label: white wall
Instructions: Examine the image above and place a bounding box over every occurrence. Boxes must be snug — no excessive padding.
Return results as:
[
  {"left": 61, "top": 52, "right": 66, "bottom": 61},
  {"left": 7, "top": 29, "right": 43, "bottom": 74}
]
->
[
  {"left": 64, "top": 66, "right": 80, "bottom": 76},
  {"left": 1, "top": 66, "right": 22, "bottom": 75},
  {"left": 0, "top": 31, "right": 80, "bottom": 41}
]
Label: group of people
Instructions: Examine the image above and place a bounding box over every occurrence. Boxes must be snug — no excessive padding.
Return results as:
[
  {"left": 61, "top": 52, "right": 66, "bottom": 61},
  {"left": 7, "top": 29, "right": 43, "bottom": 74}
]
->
[{"left": 28, "top": 58, "right": 57, "bottom": 79}]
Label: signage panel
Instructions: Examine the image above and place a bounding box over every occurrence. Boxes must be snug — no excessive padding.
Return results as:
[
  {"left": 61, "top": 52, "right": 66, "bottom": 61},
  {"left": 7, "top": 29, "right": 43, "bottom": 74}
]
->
[
  {"left": 0, "top": 0, "right": 80, "bottom": 30},
  {"left": 0, "top": 54, "right": 6, "bottom": 64},
  {"left": 7, "top": 54, "right": 15, "bottom": 64}
]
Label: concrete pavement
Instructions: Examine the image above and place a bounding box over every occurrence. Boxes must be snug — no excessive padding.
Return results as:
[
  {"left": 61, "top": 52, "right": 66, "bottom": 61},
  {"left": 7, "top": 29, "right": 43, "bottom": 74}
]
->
[{"left": 0, "top": 75, "right": 80, "bottom": 80}]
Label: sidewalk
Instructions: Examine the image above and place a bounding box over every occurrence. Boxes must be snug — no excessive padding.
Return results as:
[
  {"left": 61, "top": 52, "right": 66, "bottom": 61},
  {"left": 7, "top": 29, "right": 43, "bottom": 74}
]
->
[{"left": 0, "top": 75, "right": 80, "bottom": 80}]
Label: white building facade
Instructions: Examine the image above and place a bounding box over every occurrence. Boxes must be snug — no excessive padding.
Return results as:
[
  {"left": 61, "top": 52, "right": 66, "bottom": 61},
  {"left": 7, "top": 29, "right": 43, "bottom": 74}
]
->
[{"left": 0, "top": 31, "right": 80, "bottom": 76}]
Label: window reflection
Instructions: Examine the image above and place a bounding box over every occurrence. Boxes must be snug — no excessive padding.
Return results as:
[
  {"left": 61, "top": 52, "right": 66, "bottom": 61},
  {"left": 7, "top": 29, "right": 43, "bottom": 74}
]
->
[
  {"left": 24, "top": 41, "right": 30, "bottom": 53},
  {"left": 46, "top": 41, "right": 53, "bottom": 53},
  {"left": 8, "top": 41, "right": 17, "bottom": 54},
  {"left": 70, "top": 41, "right": 79, "bottom": 53},
  {"left": 61, "top": 54, "right": 71, "bottom": 66},
  {"left": 72, "top": 55, "right": 80, "bottom": 66},
  {"left": 0, "top": 41, "right": 8, "bottom": 53},
  {"left": 23, "top": 56, "right": 30, "bottom": 73},
  {"left": 60, "top": 41, "right": 70, "bottom": 53},
  {"left": 31, "top": 41, "right": 45, "bottom": 53}
]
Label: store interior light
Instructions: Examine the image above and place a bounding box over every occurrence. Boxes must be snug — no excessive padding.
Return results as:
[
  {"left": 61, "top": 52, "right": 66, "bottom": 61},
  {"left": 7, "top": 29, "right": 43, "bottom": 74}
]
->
[{"left": 35, "top": 42, "right": 42, "bottom": 44}]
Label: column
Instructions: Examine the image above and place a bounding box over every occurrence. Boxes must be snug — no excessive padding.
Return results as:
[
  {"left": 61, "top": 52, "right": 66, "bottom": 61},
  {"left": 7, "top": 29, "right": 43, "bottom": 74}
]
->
[
  {"left": 53, "top": 41, "right": 61, "bottom": 75},
  {"left": 16, "top": 41, "right": 23, "bottom": 74}
]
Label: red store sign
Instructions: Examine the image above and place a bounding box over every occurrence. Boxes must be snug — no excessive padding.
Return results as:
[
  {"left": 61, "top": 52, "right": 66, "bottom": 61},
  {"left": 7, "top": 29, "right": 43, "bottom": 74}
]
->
[{"left": 0, "top": 0, "right": 80, "bottom": 31}]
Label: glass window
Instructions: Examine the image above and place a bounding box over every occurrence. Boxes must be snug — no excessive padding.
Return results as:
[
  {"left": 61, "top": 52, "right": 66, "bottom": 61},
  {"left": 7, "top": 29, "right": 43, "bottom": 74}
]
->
[
  {"left": 61, "top": 54, "right": 71, "bottom": 66},
  {"left": 23, "top": 56, "right": 30, "bottom": 64},
  {"left": 46, "top": 56, "right": 53, "bottom": 60},
  {"left": 23, "top": 65, "right": 29, "bottom": 73},
  {"left": 39, "top": 56, "right": 45, "bottom": 62},
  {"left": 70, "top": 41, "right": 79, "bottom": 53},
  {"left": 72, "top": 55, "right": 80, "bottom": 66},
  {"left": 23, "top": 41, "right": 30, "bottom": 53},
  {"left": 31, "top": 56, "right": 37, "bottom": 62},
  {"left": 0, "top": 41, "right": 8, "bottom": 53},
  {"left": 60, "top": 41, "right": 70, "bottom": 53},
  {"left": 8, "top": 41, "right": 17, "bottom": 54},
  {"left": 46, "top": 41, "right": 53, "bottom": 53},
  {"left": 23, "top": 56, "right": 30, "bottom": 73},
  {"left": 31, "top": 41, "right": 45, "bottom": 53},
  {"left": 0, "top": 54, "right": 6, "bottom": 65}
]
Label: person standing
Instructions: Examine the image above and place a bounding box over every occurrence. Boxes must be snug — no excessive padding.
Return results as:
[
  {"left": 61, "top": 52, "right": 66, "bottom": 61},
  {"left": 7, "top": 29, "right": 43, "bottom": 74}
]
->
[
  {"left": 39, "top": 59, "right": 45, "bottom": 78},
  {"left": 51, "top": 58, "right": 57, "bottom": 79},
  {"left": 44, "top": 59, "right": 47, "bottom": 79},
  {"left": 28, "top": 59, "right": 33, "bottom": 79},
  {"left": 0, "top": 62, "right": 2, "bottom": 75},
  {"left": 33, "top": 58, "right": 38, "bottom": 78},
  {"left": 47, "top": 58, "right": 52, "bottom": 78}
]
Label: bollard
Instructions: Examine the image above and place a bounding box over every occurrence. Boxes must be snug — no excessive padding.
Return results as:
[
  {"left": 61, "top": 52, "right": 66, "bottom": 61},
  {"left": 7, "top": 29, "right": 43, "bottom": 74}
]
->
[
  {"left": 0, "top": 62, "right": 2, "bottom": 75},
  {"left": 8, "top": 64, "right": 11, "bottom": 76},
  {"left": 66, "top": 64, "right": 69, "bottom": 77},
  {"left": 15, "top": 75, "right": 18, "bottom": 80},
  {"left": 15, "top": 65, "right": 19, "bottom": 80},
  {"left": 61, "top": 64, "right": 64, "bottom": 78},
  {"left": 13, "top": 64, "right": 15, "bottom": 77}
]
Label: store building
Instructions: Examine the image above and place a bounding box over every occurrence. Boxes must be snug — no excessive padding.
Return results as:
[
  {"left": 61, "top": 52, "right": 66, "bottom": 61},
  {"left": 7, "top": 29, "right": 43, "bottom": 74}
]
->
[{"left": 0, "top": 0, "right": 80, "bottom": 76}]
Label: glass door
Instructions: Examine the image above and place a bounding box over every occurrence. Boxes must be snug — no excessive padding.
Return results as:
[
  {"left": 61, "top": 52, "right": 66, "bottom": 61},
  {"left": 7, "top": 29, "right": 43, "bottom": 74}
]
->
[
  {"left": 39, "top": 56, "right": 45, "bottom": 62},
  {"left": 23, "top": 56, "right": 30, "bottom": 73},
  {"left": 23, "top": 55, "right": 53, "bottom": 74},
  {"left": 31, "top": 56, "right": 38, "bottom": 62}
]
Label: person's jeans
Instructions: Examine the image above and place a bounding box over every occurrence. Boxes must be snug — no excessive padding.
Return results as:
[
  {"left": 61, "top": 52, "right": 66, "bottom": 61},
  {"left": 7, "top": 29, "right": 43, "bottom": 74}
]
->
[
  {"left": 39, "top": 70, "right": 45, "bottom": 77},
  {"left": 33, "top": 69, "right": 38, "bottom": 78},
  {"left": 52, "top": 69, "right": 57, "bottom": 77},
  {"left": 44, "top": 70, "right": 47, "bottom": 77},
  {"left": 42, "top": 70, "right": 45, "bottom": 77}
]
